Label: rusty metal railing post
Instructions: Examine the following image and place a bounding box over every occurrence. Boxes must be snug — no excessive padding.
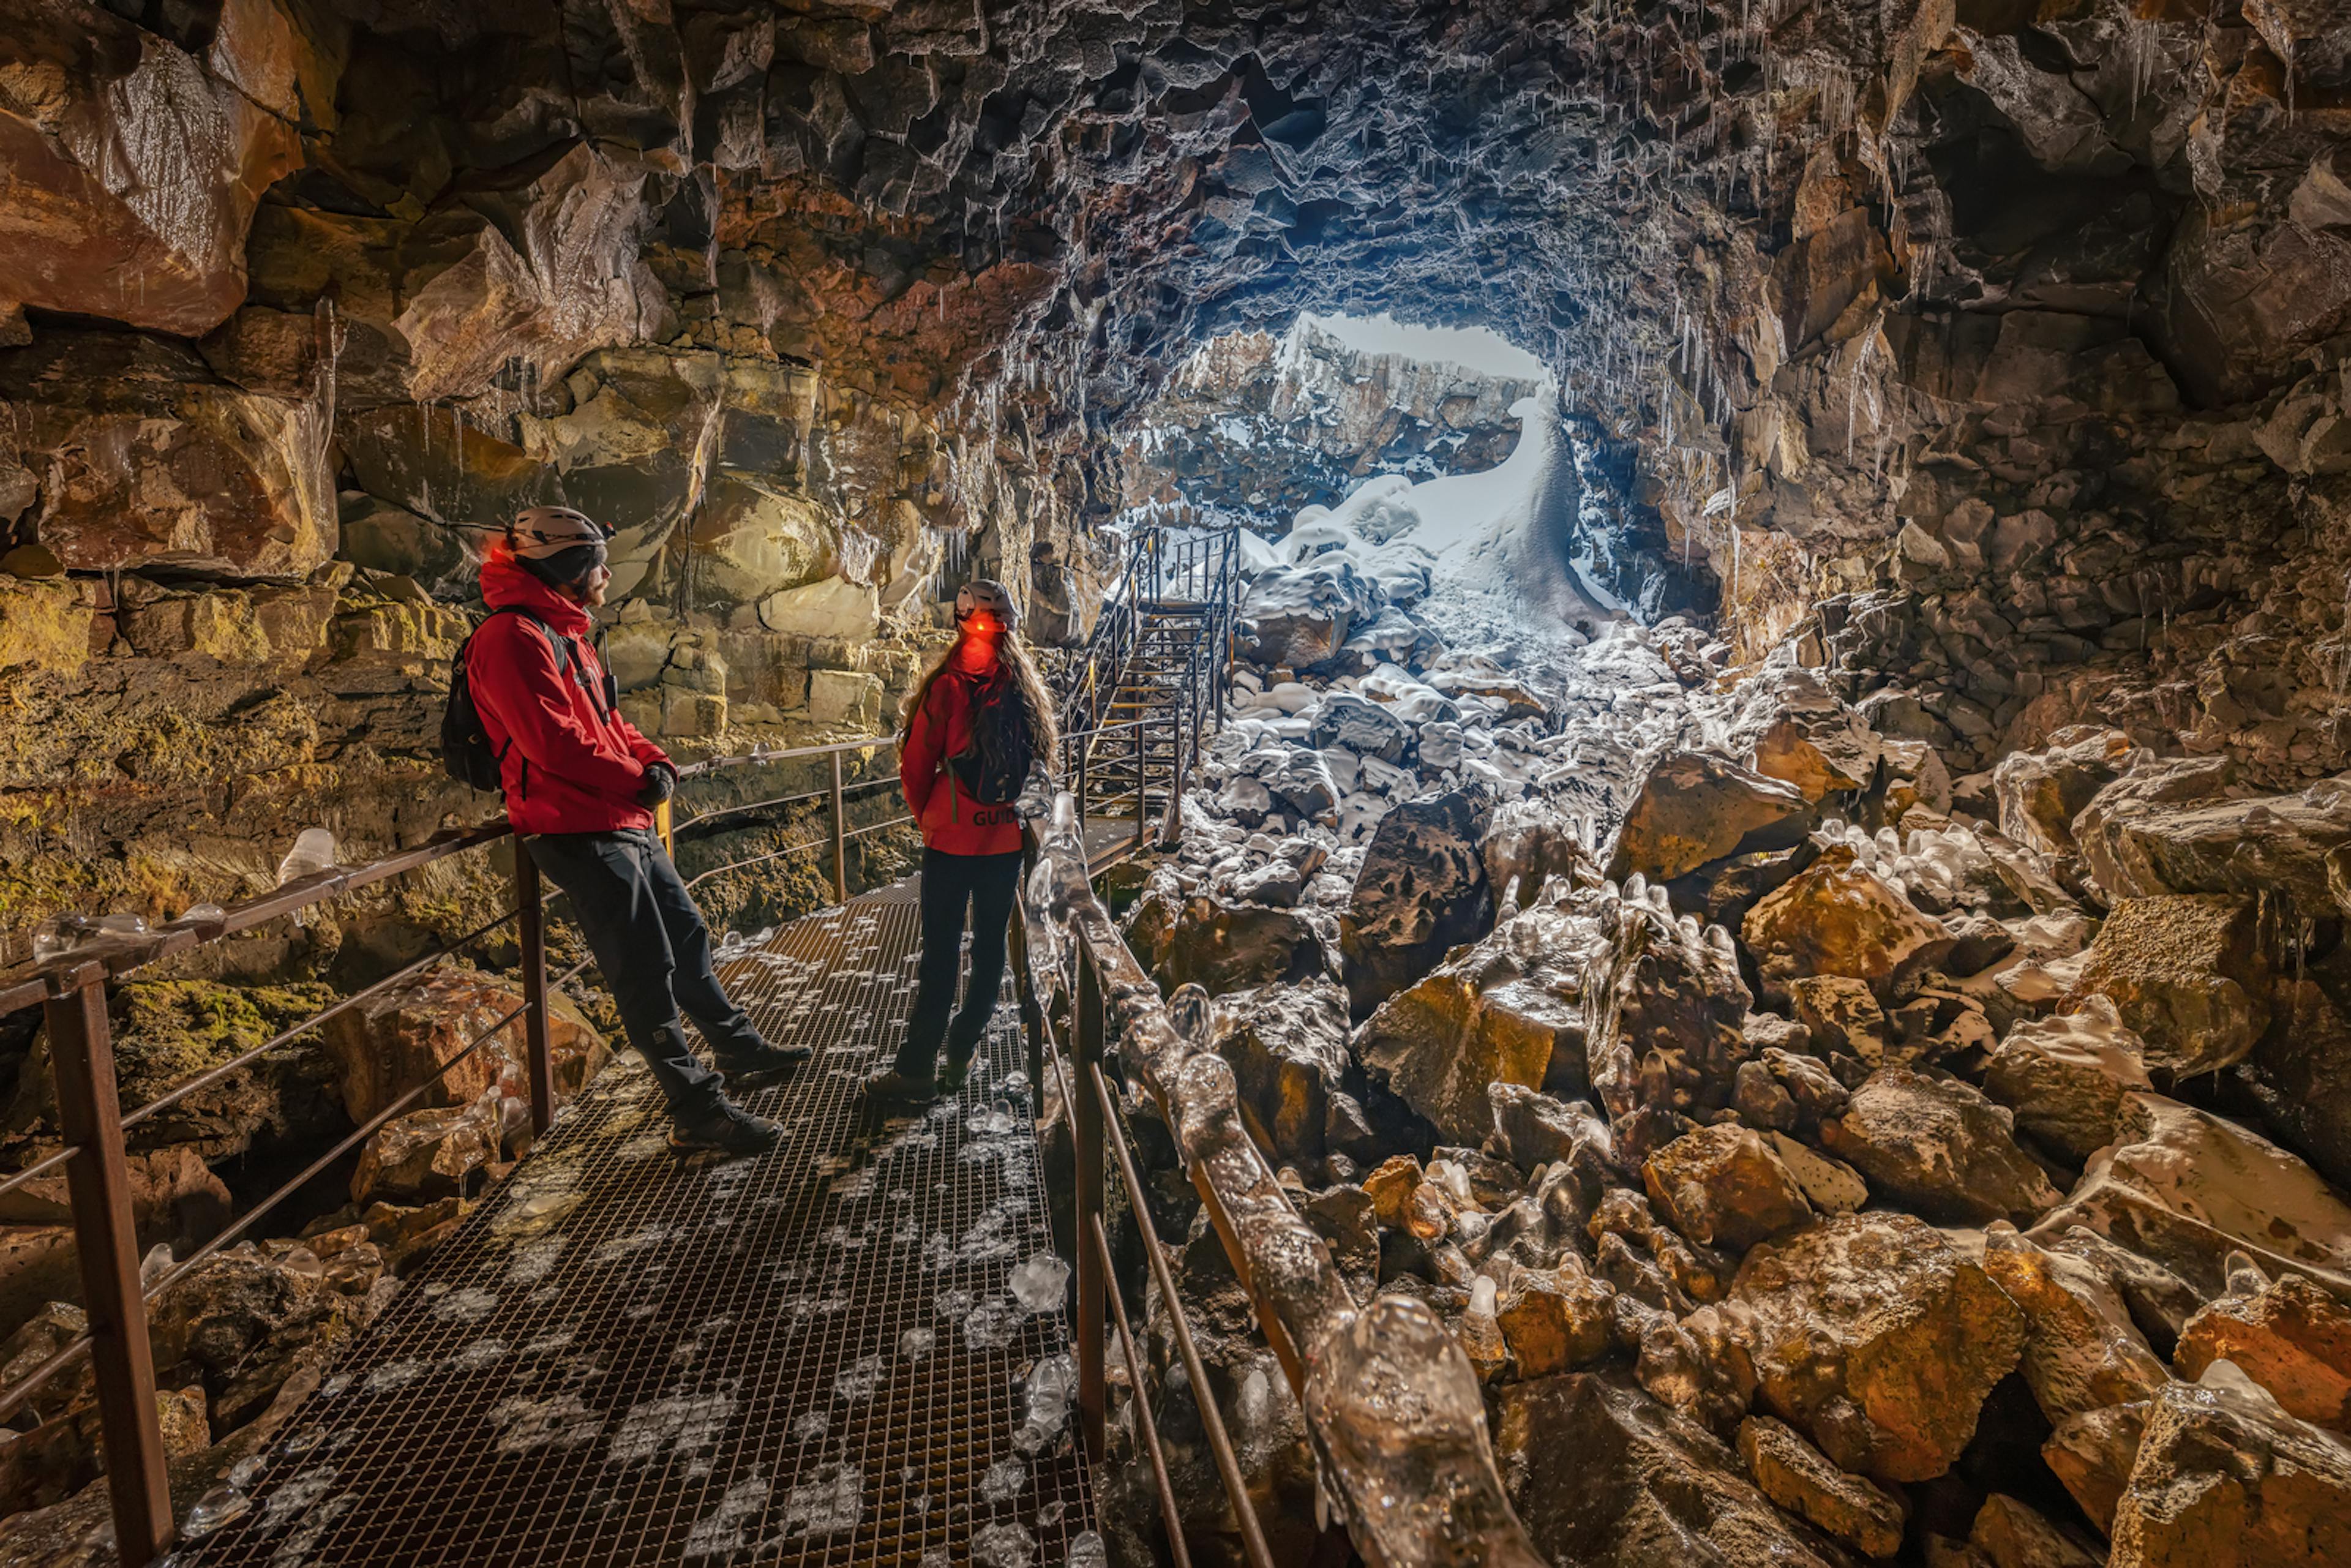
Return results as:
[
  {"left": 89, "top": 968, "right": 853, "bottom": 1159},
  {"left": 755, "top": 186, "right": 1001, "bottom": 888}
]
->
[
  {"left": 1073, "top": 951, "right": 1108, "bottom": 1465},
  {"left": 515, "top": 841, "right": 555, "bottom": 1136},
  {"left": 43, "top": 964, "right": 173, "bottom": 1567},
  {"left": 1131, "top": 716, "right": 1147, "bottom": 850},
  {"left": 828, "top": 751, "right": 849, "bottom": 904}
]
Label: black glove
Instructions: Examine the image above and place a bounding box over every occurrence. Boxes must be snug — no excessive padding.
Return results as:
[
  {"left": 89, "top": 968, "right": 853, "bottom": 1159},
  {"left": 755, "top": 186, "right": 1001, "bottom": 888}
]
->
[{"left": 636, "top": 763, "right": 677, "bottom": 808}]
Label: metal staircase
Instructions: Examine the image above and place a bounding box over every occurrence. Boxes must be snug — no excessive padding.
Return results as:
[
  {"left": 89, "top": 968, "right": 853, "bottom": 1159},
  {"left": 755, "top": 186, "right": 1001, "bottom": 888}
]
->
[{"left": 1057, "top": 527, "right": 1239, "bottom": 845}]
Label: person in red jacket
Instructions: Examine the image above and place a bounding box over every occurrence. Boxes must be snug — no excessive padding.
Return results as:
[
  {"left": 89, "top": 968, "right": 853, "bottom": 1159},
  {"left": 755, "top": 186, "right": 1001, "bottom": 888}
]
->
[
  {"left": 869, "top": 579, "right": 1058, "bottom": 1102},
  {"left": 467, "top": 506, "right": 802, "bottom": 1155}
]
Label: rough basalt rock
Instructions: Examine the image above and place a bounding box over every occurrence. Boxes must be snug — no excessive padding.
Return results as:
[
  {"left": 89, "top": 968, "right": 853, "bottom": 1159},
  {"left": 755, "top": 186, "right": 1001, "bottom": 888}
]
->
[
  {"left": 1127, "top": 887, "right": 1333, "bottom": 997},
  {"left": 1584, "top": 878, "right": 1756, "bottom": 1162},
  {"left": 1818, "top": 1068, "right": 2061, "bottom": 1227},
  {"left": 2066, "top": 896, "right": 2272, "bottom": 1081},
  {"left": 1994, "top": 727, "right": 2144, "bottom": 856},
  {"left": 318, "top": 965, "right": 608, "bottom": 1125},
  {"left": 1981, "top": 1226, "right": 2171, "bottom": 1427},
  {"left": 1, "top": 330, "right": 336, "bottom": 579},
  {"left": 1355, "top": 887, "right": 1605, "bottom": 1142},
  {"left": 2029, "top": 1093, "right": 2351, "bottom": 1303},
  {"left": 1981, "top": 997, "right": 2154, "bottom": 1164},
  {"left": 1642, "top": 1123, "right": 1815, "bottom": 1253},
  {"left": 0, "top": 0, "right": 302, "bottom": 337},
  {"left": 1498, "top": 1373, "right": 1854, "bottom": 1568},
  {"left": 2109, "top": 1363, "right": 2351, "bottom": 1568},
  {"left": 2175, "top": 1272, "right": 2351, "bottom": 1434},
  {"left": 1731, "top": 1212, "right": 2028, "bottom": 1485},
  {"left": 1743, "top": 847, "right": 1954, "bottom": 1004},
  {"left": 1607, "top": 751, "right": 1812, "bottom": 883},
  {"left": 1738, "top": 1415, "right": 1909, "bottom": 1560},
  {"left": 1718, "top": 664, "right": 1884, "bottom": 805},
  {"left": 1206, "top": 979, "right": 1352, "bottom": 1163},
  {"left": 1339, "top": 786, "right": 1493, "bottom": 1018}
]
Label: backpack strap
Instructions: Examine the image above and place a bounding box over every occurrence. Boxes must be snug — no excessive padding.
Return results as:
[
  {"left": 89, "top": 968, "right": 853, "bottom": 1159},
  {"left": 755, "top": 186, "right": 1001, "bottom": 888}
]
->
[{"left": 485, "top": 606, "right": 610, "bottom": 718}]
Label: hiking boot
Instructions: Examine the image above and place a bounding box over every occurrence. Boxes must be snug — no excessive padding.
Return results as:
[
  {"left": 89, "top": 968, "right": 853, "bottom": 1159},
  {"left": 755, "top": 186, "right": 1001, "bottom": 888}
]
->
[
  {"left": 937, "top": 1052, "right": 974, "bottom": 1094},
  {"left": 716, "top": 1037, "right": 811, "bottom": 1076},
  {"left": 866, "top": 1068, "right": 936, "bottom": 1105},
  {"left": 668, "top": 1101, "right": 784, "bottom": 1156}
]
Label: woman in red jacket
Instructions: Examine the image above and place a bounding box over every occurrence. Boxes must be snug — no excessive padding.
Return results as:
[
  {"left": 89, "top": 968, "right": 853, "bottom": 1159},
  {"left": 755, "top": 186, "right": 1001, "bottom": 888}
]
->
[
  {"left": 871, "top": 579, "right": 1058, "bottom": 1102},
  {"left": 467, "top": 507, "right": 803, "bottom": 1156}
]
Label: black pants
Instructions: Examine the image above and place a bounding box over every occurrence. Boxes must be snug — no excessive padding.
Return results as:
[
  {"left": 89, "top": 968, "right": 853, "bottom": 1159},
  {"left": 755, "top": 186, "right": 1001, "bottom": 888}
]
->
[
  {"left": 896, "top": 847, "right": 1025, "bottom": 1078},
  {"left": 524, "top": 828, "right": 760, "bottom": 1119}
]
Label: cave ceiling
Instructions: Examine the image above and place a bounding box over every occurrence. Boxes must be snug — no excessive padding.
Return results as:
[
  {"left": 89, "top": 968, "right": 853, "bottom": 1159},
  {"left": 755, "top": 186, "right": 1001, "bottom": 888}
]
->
[{"left": 1, "top": 0, "right": 2347, "bottom": 585}]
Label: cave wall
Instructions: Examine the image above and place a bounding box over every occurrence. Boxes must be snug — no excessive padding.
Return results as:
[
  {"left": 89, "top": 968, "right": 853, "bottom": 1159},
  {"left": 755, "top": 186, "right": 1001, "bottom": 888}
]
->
[{"left": 3, "top": 0, "right": 2349, "bottom": 954}]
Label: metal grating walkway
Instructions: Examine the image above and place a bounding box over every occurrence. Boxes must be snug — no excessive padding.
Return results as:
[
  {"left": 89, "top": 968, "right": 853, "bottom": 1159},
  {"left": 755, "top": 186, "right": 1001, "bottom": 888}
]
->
[{"left": 178, "top": 880, "right": 1095, "bottom": 1568}]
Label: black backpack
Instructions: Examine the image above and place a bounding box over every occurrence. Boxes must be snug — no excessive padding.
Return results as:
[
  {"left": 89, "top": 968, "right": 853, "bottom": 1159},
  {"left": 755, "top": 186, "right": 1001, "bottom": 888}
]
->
[
  {"left": 948, "top": 672, "right": 1035, "bottom": 806},
  {"left": 441, "top": 607, "right": 604, "bottom": 793}
]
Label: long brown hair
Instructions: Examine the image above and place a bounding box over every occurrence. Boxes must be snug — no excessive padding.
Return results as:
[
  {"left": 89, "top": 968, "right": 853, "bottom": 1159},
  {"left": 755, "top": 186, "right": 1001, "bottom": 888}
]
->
[{"left": 900, "top": 624, "right": 1060, "bottom": 772}]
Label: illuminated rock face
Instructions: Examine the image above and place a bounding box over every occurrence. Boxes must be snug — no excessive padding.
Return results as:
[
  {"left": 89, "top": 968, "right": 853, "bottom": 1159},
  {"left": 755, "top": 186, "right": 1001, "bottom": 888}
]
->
[{"left": 5, "top": 3, "right": 2351, "bottom": 1560}]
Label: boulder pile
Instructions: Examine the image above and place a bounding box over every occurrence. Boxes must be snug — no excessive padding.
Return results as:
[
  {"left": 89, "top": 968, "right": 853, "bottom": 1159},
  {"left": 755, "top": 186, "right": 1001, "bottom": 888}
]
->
[{"left": 1123, "top": 564, "right": 2351, "bottom": 1568}]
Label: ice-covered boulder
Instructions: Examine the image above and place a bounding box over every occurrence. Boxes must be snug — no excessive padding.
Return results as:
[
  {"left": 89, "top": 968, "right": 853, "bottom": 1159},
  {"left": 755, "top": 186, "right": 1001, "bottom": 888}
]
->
[
  {"left": 1818, "top": 1068, "right": 2061, "bottom": 1226},
  {"left": 1237, "top": 557, "right": 1382, "bottom": 670},
  {"left": 1981, "top": 997, "right": 2154, "bottom": 1163},
  {"left": 1584, "top": 879, "right": 1756, "bottom": 1162},
  {"left": 1993, "top": 726, "right": 2145, "bottom": 855},
  {"left": 1205, "top": 980, "right": 1354, "bottom": 1163},
  {"left": 2109, "top": 1363, "right": 2351, "bottom": 1567},
  {"left": 1641, "top": 1123, "right": 1815, "bottom": 1252},
  {"left": 1715, "top": 662, "right": 1883, "bottom": 803},
  {"left": 1741, "top": 846, "right": 1955, "bottom": 1004},
  {"left": 2028, "top": 1092, "right": 2351, "bottom": 1302}
]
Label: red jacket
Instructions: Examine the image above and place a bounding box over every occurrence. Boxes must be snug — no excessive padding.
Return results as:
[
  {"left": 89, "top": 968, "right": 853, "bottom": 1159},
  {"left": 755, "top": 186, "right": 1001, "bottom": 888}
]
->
[
  {"left": 901, "top": 669, "right": 1024, "bottom": 856},
  {"left": 467, "top": 549, "right": 672, "bottom": 835}
]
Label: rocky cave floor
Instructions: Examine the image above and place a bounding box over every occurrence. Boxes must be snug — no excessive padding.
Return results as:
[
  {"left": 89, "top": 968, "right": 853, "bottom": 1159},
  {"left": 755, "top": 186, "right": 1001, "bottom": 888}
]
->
[{"left": 1091, "top": 521, "right": 2351, "bottom": 1568}]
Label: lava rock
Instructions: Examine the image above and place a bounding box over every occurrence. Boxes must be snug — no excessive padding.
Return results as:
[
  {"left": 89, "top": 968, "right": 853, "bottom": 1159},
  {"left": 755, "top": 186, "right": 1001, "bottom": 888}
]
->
[
  {"left": 320, "top": 964, "right": 610, "bottom": 1125},
  {"left": 1338, "top": 785, "right": 1494, "bottom": 1017},
  {"left": 1720, "top": 664, "right": 1884, "bottom": 804},
  {"left": 1993, "top": 727, "right": 2143, "bottom": 855},
  {"left": 1584, "top": 877, "right": 1756, "bottom": 1161},
  {"left": 2064, "top": 895, "right": 2272, "bottom": 1080},
  {"left": 2175, "top": 1271, "right": 2351, "bottom": 1433},
  {"left": 1731, "top": 1212, "right": 2028, "bottom": 1484},
  {"left": 2028, "top": 1093, "right": 2351, "bottom": 1302},
  {"left": 1355, "top": 890, "right": 1605, "bottom": 1142},
  {"left": 1743, "top": 847, "right": 1955, "bottom": 1003},
  {"left": 1607, "top": 750, "right": 1813, "bottom": 883},
  {"left": 1127, "top": 886, "right": 1333, "bottom": 996},
  {"left": 2109, "top": 1363, "right": 2351, "bottom": 1567},
  {"left": 1981, "top": 996, "right": 2154, "bottom": 1163},
  {"left": 351, "top": 1095, "right": 502, "bottom": 1205},
  {"left": 1818, "top": 1068, "right": 2061, "bottom": 1226},
  {"left": 1641, "top": 1123, "right": 1815, "bottom": 1252},
  {"left": 1981, "top": 1226, "right": 2170, "bottom": 1427},
  {"left": 1496, "top": 1264, "right": 1617, "bottom": 1378},
  {"left": 1968, "top": 1494, "right": 2102, "bottom": 1568},
  {"left": 1738, "top": 1414, "right": 1909, "bottom": 1559},
  {"left": 1498, "top": 1373, "right": 1854, "bottom": 1568},
  {"left": 1205, "top": 979, "right": 1352, "bottom": 1162}
]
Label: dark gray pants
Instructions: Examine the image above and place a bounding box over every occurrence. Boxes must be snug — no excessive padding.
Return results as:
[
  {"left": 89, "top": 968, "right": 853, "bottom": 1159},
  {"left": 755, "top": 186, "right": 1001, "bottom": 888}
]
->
[
  {"left": 894, "top": 847, "right": 1025, "bottom": 1078},
  {"left": 525, "top": 828, "right": 758, "bottom": 1119}
]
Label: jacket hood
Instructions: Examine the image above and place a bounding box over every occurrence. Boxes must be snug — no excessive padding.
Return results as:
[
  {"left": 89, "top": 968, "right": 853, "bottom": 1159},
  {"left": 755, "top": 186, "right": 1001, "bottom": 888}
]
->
[{"left": 480, "top": 546, "right": 594, "bottom": 635}]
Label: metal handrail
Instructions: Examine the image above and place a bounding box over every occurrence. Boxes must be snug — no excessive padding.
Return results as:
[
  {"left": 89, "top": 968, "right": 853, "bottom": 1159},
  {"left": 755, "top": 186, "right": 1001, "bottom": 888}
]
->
[
  {"left": 0, "top": 727, "right": 904, "bottom": 1564},
  {"left": 1016, "top": 795, "right": 1547, "bottom": 1568}
]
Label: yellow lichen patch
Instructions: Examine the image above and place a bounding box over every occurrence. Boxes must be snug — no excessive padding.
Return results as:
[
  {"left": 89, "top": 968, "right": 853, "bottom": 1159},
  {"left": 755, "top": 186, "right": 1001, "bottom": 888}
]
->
[{"left": 0, "top": 579, "right": 92, "bottom": 677}]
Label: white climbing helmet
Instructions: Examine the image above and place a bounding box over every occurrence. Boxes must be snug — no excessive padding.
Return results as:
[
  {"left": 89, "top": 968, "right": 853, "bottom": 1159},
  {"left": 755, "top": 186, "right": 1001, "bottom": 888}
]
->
[
  {"left": 508, "top": 505, "right": 614, "bottom": 560},
  {"left": 954, "top": 577, "right": 1019, "bottom": 632}
]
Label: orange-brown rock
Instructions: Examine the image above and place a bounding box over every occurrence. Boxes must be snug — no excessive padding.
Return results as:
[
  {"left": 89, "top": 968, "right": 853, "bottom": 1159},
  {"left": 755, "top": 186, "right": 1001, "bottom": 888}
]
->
[
  {"left": 1496, "top": 1263, "right": 1616, "bottom": 1378},
  {"left": 1642, "top": 1123, "right": 1813, "bottom": 1251},
  {"left": 1981, "top": 997, "right": 2154, "bottom": 1163},
  {"left": 2109, "top": 1364, "right": 2351, "bottom": 1567},
  {"left": 0, "top": 1, "right": 302, "bottom": 337},
  {"left": 1738, "top": 1414, "right": 1909, "bottom": 1559},
  {"left": 1819, "top": 1068, "right": 2061, "bottom": 1226},
  {"left": 1969, "top": 1493, "right": 2101, "bottom": 1568},
  {"left": 1607, "top": 750, "right": 1811, "bottom": 882},
  {"left": 1732, "top": 1211, "right": 2027, "bottom": 1484},
  {"left": 1981, "top": 1226, "right": 2170, "bottom": 1426},
  {"left": 318, "top": 964, "right": 608, "bottom": 1125},
  {"left": 2065, "top": 895, "right": 2272, "bottom": 1080},
  {"left": 2042, "top": 1399, "right": 2148, "bottom": 1536},
  {"left": 2175, "top": 1273, "right": 2351, "bottom": 1433},
  {"left": 1742, "top": 846, "right": 1954, "bottom": 1002},
  {"left": 350, "top": 1095, "right": 501, "bottom": 1205}
]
